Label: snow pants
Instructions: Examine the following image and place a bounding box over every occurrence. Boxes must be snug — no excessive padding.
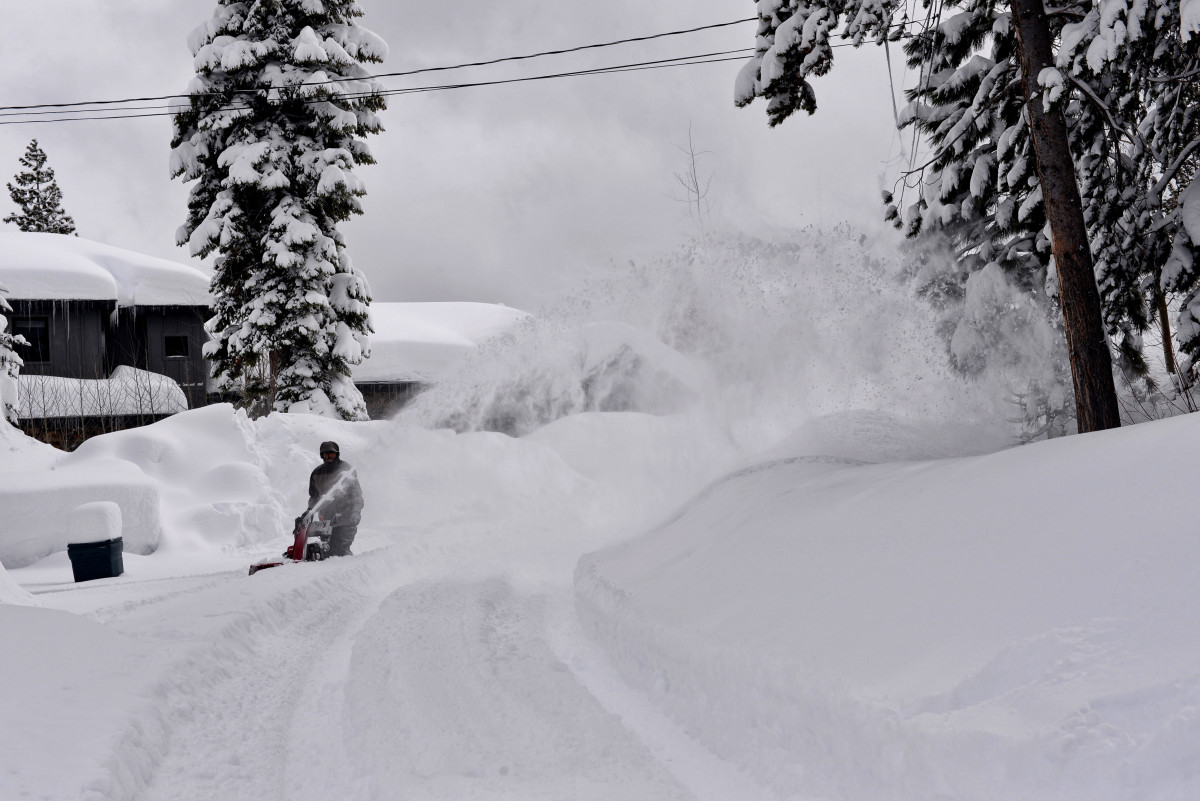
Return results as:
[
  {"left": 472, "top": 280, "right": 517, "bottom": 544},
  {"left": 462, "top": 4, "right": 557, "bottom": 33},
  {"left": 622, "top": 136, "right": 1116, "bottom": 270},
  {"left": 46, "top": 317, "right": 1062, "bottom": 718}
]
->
[{"left": 329, "top": 525, "right": 357, "bottom": 557}]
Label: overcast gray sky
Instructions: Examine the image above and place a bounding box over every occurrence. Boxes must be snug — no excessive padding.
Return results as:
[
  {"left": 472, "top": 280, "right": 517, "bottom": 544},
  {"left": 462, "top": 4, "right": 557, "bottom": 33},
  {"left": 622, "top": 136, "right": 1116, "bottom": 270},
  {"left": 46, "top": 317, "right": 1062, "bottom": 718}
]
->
[{"left": 1, "top": 0, "right": 908, "bottom": 308}]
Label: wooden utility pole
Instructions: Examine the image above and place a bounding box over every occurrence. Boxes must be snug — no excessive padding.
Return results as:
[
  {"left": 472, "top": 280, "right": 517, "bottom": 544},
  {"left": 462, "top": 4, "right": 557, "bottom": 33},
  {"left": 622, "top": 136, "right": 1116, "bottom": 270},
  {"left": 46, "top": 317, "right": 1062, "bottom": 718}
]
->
[{"left": 1010, "top": 0, "right": 1121, "bottom": 433}]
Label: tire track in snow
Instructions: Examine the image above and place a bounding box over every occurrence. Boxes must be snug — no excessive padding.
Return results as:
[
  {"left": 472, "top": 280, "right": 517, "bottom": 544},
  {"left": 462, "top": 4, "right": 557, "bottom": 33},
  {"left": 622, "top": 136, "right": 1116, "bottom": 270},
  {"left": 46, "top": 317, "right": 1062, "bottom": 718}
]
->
[
  {"left": 29, "top": 572, "right": 241, "bottom": 622},
  {"left": 76, "top": 538, "right": 768, "bottom": 800},
  {"left": 545, "top": 594, "right": 783, "bottom": 801},
  {"left": 340, "top": 577, "right": 696, "bottom": 801},
  {"left": 80, "top": 547, "right": 406, "bottom": 801}
]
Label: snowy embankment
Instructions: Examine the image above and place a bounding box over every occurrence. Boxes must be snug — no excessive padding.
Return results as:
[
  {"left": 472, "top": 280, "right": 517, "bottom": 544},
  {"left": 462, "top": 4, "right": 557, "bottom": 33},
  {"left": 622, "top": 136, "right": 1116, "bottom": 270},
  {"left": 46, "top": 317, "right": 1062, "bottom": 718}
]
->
[
  {"left": 0, "top": 419, "right": 165, "bottom": 570},
  {"left": 0, "top": 404, "right": 361, "bottom": 571},
  {"left": 576, "top": 412, "right": 1200, "bottom": 800}
]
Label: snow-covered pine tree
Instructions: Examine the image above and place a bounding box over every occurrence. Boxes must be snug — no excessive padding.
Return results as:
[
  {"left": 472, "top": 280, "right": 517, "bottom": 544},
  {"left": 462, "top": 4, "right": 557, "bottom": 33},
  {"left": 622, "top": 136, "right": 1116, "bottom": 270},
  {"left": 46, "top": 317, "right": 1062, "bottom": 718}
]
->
[
  {"left": 1152, "top": 15, "right": 1200, "bottom": 383},
  {"left": 170, "top": 0, "right": 386, "bottom": 420},
  {"left": 735, "top": 0, "right": 1200, "bottom": 417},
  {"left": 735, "top": 0, "right": 1077, "bottom": 424},
  {"left": 1054, "top": 0, "right": 1200, "bottom": 392},
  {"left": 0, "top": 287, "right": 23, "bottom": 425},
  {"left": 4, "top": 139, "right": 76, "bottom": 234}
]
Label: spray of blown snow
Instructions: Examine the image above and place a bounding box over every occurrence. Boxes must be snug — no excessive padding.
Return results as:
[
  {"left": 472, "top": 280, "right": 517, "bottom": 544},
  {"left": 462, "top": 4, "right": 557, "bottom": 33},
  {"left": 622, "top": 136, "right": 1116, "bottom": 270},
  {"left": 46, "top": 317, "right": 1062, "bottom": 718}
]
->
[{"left": 402, "top": 228, "right": 1019, "bottom": 461}]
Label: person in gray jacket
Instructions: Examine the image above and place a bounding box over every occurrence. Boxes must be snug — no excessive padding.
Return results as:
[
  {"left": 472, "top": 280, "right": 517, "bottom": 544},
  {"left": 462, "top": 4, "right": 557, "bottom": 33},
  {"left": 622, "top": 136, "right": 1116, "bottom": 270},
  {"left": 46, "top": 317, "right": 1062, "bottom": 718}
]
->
[{"left": 302, "top": 440, "right": 363, "bottom": 557}]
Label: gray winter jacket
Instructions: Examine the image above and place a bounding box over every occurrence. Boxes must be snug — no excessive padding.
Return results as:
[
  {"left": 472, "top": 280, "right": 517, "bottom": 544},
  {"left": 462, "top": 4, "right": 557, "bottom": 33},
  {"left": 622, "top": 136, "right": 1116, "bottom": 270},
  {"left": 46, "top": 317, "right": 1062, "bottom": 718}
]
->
[{"left": 307, "top": 458, "right": 364, "bottom": 526}]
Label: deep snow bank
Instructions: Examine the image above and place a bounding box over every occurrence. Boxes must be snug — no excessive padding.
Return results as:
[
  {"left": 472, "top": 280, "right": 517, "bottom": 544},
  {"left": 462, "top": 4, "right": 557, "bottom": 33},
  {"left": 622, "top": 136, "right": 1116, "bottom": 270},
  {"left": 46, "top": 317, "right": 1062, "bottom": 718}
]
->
[
  {"left": 0, "top": 419, "right": 164, "bottom": 569},
  {"left": 59, "top": 404, "right": 403, "bottom": 556},
  {"left": 8, "top": 400, "right": 742, "bottom": 582},
  {"left": 1, "top": 405, "right": 373, "bottom": 570},
  {"left": 1, "top": 463, "right": 162, "bottom": 569},
  {"left": 0, "top": 425, "right": 59, "bottom": 594},
  {"left": 576, "top": 412, "right": 1200, "bottom": 800}
]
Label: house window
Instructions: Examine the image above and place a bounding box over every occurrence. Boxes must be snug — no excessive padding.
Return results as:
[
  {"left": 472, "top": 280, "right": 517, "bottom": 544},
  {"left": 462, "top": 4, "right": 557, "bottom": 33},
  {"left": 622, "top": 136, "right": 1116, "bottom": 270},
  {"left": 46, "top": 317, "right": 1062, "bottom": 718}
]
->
[
  {"left": 12, "top": 317, "right": 51, "bottom": 362},
  {"left": 164, "top": 335, "right": 189, "bottom": 359}
]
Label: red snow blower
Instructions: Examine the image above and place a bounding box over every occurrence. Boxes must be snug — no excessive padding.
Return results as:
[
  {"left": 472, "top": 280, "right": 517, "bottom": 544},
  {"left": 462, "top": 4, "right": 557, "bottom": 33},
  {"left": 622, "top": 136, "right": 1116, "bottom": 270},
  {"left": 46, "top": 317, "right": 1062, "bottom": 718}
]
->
[{"left": 249, "top": 514, "right": 332, "bottom": 576}]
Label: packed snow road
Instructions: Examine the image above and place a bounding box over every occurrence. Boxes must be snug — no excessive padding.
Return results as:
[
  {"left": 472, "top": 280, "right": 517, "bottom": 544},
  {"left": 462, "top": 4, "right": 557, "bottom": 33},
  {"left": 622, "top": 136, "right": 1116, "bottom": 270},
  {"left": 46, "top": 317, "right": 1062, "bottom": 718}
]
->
[
  {"left": 30, "top": 533, "right": 723, "bottom": 801},
  {"left": 6, "top": 407, "right": 749, "bottom": 801},
  {"left": 10, "top": 406, "right": 1200, "bottom": 800}
]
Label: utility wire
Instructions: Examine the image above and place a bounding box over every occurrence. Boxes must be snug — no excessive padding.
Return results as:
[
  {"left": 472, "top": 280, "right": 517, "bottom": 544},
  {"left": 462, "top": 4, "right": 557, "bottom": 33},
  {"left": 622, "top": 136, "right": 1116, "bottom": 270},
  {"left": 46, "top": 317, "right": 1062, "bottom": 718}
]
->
[
  {"left": 0, "top": 17, "right": 928, "bottom": 126},
  {"left": 0, "top": 18, "right": 758, "bottom": 114},
  {"left": 0, "top": 51, "right": 754, "bottom": 125},
  {"left": 1, "top": 48, "right": 753, "bottom": 119}
]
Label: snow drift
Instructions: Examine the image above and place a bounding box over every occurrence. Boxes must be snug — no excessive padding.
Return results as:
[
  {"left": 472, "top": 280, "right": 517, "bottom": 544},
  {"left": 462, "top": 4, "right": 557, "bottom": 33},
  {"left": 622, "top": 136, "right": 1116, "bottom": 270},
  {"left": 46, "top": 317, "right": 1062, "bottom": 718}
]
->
[
  {"left": 0, "top": 463, "right": 161, "bottom": 569},
  {"left": 576, "top": 412, "right": 1200, "bottom": 801},
  {"left": 0, "top": 421, "right": 162, "bottom": 569}
]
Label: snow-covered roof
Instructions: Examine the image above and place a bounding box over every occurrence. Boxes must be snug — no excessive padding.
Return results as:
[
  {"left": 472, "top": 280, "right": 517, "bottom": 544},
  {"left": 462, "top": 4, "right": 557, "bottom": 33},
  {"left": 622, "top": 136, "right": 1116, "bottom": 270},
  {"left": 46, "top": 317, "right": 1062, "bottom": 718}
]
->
[
  {"left": 355, "top": 302, "right": 528, "bottom": 383},
  {"left": 0, "top": 232, "right": 212, "bottom": 306}
]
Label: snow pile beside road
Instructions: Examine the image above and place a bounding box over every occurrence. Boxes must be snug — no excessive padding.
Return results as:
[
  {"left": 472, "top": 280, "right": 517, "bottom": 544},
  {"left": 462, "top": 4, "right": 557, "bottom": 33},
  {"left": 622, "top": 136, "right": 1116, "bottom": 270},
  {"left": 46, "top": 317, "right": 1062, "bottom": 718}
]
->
[
  {"left": 6, "top": 398, "right": 736, "bottom": 582},
  {"left": 62, "top": 404, "right": 399, "bottom": 556},
  {"left": 576, "top": 412, "right": 1200, "bottom": 801},
  {"left": 0, "top": 424, "right": 135, "bottom": 574},
  {"left": 1, "top": 404, "right": 367, "bottom": 569},
  {"left": 0, "top": 460, "right": 162, "bottom": 569}
]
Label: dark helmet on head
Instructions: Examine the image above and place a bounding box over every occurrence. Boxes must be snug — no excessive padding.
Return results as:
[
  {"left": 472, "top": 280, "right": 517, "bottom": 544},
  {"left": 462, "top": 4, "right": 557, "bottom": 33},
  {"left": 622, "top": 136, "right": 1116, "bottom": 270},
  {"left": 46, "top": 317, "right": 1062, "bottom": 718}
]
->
[{"left": 319, "top": 441, "right": 340, "bottom": 456}]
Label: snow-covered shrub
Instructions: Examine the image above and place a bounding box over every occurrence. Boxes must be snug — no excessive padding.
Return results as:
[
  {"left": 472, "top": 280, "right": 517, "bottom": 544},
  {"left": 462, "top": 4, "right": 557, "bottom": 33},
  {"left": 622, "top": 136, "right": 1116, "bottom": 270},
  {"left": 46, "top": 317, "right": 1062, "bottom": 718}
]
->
[{"left": 0, "top": 283, "right": 23, "bottom": 425}]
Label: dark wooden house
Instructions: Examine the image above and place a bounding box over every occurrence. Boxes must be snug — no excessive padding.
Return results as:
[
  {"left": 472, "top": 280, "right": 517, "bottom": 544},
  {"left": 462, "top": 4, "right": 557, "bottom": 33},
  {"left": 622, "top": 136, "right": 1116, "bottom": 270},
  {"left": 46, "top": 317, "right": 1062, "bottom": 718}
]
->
[
  {"left": 1, "top": 235, "right": 528, "bottom": 440},
  {"left": 0, "top": 232, "right": 212, "bottom": 447}
]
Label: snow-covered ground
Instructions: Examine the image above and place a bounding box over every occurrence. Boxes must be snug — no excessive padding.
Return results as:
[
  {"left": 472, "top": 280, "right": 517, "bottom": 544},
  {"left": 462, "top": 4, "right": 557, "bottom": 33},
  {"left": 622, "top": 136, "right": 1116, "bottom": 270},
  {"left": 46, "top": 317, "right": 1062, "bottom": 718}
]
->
[{"left": 3, "top": 235, "right": 1197, "bottom": 800}]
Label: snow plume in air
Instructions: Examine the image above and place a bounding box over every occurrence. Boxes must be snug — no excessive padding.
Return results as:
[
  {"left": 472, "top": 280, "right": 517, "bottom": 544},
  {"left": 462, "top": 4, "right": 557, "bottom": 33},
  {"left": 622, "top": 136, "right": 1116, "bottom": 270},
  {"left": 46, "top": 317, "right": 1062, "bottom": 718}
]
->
[{"left": 404, "top": 228, "right": 1013, "bottom": 454}]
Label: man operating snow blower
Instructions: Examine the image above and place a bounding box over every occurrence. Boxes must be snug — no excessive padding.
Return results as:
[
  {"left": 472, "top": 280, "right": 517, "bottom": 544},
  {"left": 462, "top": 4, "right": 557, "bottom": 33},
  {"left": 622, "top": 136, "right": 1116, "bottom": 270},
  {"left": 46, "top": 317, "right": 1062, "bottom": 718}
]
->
[{"left": 300, "top": 441, "right": 364, "bottom": 557}]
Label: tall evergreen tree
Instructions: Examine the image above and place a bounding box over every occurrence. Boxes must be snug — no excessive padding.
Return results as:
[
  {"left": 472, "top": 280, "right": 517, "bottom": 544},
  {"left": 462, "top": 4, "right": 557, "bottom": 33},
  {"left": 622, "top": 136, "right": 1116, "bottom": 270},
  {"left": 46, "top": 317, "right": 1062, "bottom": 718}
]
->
[
  {"left": 734, "top": 0, "right": 1200, "bottom": 427},
  {"left": 4, "top": 139, "right": 76, "bottom": 234},
  {"left": 171, "top": 0, "right": 387, "bottom": 420}
]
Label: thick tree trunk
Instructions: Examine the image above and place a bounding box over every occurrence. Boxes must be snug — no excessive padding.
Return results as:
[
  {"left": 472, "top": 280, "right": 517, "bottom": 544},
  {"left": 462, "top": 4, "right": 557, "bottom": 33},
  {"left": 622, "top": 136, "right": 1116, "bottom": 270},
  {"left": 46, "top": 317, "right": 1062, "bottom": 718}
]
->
[
  {"left": 267, "top": 349, "right": 281, "bottom": 416},
  {"left": 1156, "top": 290, "right": 1177, "bottom": 375},
  {"left": 1010, "top": 0, "right": 1121, "bottom": 433}
]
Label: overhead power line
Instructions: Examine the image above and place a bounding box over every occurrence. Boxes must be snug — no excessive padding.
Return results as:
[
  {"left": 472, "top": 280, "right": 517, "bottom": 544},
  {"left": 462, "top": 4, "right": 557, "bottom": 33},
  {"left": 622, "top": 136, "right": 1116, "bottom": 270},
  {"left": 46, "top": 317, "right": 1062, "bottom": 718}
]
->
[
  {"left": 0, "top": 50, "right": 753, "bottom": 125},
  {"left": 0, "top": 16, "right": 929, "bottom": 127},
  {"left": 0, "top": 18, "right": 758, "bottom": 115}
]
